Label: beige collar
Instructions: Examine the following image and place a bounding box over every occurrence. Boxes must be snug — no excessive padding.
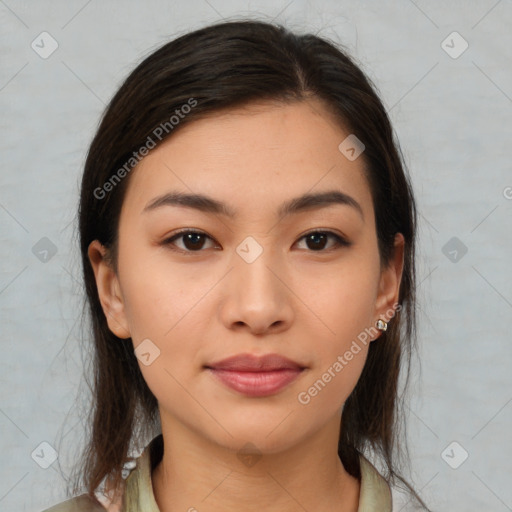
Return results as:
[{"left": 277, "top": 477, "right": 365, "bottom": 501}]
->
[{"left": 122, "top": 435, "right": 392, "bottom": 511}]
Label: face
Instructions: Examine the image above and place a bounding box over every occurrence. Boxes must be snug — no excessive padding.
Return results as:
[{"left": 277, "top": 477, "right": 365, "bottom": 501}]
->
[{"left": 89, "top": 98, "right": 404, "bottom": 454}]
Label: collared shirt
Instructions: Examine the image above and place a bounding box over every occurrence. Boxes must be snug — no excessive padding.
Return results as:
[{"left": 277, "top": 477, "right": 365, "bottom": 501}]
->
[{"left": 41, "top": 434, "right": 392, "bottom": 512}]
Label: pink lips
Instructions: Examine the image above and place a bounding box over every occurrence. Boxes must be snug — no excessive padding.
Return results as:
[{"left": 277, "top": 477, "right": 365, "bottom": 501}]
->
[{"left": 205, "top": 353, "right": 305, "bottom": 397}]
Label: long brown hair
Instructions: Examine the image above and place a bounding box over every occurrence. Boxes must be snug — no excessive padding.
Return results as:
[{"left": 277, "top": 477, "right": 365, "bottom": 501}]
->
[{"left": 69, "top": 18, "right": 430, "bottom": 510}]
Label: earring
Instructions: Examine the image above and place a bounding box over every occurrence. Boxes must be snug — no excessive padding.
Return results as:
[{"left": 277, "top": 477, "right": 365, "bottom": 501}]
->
[{"left": 375, "top": 319, "right": 388, "bottom": 331}]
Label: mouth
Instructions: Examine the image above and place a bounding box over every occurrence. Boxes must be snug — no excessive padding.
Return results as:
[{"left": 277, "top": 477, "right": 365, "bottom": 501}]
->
[{"left": 204, "top": 353, "right": 306, "bottom": 397}]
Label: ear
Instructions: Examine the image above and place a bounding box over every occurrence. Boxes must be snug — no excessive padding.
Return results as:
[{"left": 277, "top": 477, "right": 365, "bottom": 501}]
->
[
  {"left": 373, "top": 233, "right": 405, "bottom": 339},
  {"left": 88, "top": 240, "right": 131, "bottom": 339}
]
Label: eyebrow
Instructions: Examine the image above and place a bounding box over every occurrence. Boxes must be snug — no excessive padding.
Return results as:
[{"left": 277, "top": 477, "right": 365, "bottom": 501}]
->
[{"left": 143, "top": 189, "right": 364, "bottom": 222}]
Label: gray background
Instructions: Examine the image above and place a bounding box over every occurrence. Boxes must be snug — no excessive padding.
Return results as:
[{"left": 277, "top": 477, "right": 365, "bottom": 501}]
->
[{"left": 1, "top": 1, "right": 511, "bottom": 511}]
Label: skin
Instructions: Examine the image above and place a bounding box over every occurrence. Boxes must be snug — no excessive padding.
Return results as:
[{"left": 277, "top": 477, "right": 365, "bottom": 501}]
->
[{"left": 89, "top": 98, "right": 404, "bottom": 512}]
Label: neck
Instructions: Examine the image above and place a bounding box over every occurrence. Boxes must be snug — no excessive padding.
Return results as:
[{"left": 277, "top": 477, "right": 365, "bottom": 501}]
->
[{"left": 152, "top": 415, "right": 360, "bottom": 512}]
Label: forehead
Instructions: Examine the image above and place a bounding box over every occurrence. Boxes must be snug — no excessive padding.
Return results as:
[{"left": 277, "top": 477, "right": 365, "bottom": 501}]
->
[{"left": 121, "top": 99, "right": 374, "bottom": 222}]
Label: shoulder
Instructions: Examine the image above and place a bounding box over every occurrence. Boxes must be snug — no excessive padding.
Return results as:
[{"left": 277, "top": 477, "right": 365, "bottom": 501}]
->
[{"left": 40, "top": 494, "right": 107, "bottom": 512}]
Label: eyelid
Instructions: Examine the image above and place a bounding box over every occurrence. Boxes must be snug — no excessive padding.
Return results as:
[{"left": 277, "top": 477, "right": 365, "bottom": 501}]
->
[{"left": 298, "top": 228, "right": 350, "bottom": 244}]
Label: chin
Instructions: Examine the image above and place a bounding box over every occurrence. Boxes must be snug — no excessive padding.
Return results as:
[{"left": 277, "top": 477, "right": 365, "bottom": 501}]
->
[
  {"left": 223, "top": 430, "right": 302, "bottom": 456},
  {"left": 203, "top": 414, "right": 310, "bottom": 456}
]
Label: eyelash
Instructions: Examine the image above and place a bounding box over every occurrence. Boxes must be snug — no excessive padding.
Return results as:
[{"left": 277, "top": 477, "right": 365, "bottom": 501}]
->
[{"left": 161, "top": 229, "right": 351, "bottom": 255}]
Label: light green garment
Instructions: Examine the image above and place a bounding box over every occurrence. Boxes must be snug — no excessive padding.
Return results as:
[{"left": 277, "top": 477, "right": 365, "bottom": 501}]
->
[{"left": 41, "top": 435, "right": 392, "bottom": 511}]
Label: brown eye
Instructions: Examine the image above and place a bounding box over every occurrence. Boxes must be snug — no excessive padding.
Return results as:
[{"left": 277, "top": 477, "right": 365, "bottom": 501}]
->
[
  {"left": 163, "top": 230, "right": 216, "bottom": 252},
  {"left": 296, "top": 231, "right": 350, "bottom": 251},
  {"left": 162, "top": 229, "right": 350, "bottom": 254}
]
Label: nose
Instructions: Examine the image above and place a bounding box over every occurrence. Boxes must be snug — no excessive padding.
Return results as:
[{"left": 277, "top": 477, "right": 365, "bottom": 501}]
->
[{"left": 218, "top": 244, "right": 294, "bottom": 336}]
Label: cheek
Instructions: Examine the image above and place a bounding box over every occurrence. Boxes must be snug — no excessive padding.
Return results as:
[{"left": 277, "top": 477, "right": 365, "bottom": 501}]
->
[
  {"left": 115, "top": 246, "right": 216, "bottom": 398},
  {"left": 117, "top": 241, "right": 209, "bottom": 342},
  {"left": 119, "top": 270, "right": 211, "bottom": 409},
  {"left": 290, "top": 258, "right": 379, "bottom": 413},
  {"left": 297, "top": 347, "right": 369, "bottom": 411},
  {"left": 298, "top": 254, "right": 380, "bottom": 348}
]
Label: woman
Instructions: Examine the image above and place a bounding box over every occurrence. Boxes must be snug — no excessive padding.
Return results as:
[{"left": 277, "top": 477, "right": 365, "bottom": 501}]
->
[{"left": 42, "top": 19, "right": 431, "bottom": 512}]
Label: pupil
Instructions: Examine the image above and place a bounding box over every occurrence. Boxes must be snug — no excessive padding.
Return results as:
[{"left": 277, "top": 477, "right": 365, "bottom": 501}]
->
[
  {"left": 186, "top": 233, "right": 203, "bottom": 249},
  {"left": 308, "top": 233, "right": 326, "bottom": 250}
]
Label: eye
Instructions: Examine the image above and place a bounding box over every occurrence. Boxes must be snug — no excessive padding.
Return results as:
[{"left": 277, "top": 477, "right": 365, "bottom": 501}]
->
[
  {"left": 162, "top": 229, "right": 217, "bottom": 253},
  {"left": 295, "top": 230, "right": 351, "bottom": 251},
  {"left": 161, "top": 229, "right": 350, "bottom": 254}
]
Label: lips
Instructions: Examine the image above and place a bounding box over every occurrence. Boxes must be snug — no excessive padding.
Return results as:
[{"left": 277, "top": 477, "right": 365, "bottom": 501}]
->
[
  {"left": 206, "top": 353, "right": 305, "bottom": 372},
  {"left": 205, "top": 353, "right": 306, "bottom": 397}
]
